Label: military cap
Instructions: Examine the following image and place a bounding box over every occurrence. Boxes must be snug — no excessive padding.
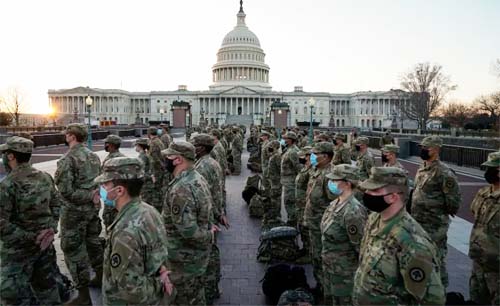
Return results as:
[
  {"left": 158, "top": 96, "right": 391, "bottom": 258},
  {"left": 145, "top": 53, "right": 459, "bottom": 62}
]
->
[
  {"left": 147, "top": 126, "right": 158, "bottom": 135},
  {"left": 482, "top": 151, "right": 500, "bottom": 167},
  {"left": 298, "top": 146, "right": 312, "bottom": 158},
  {"left": 359, "top": 167, "right": 408, "bottom": 190},
  {"left": 277, "top": 289, "right": 314, "bottom": 306},
  {"left": 326, "top": 164, "right": 360, "bottom": 182},
  {"left": 260, "top": 131, "right": 271, "bottom": 138},
  {"left": 232, "top": 126, "right": 241, "bottom": 132},
  {"left": 334, "top": 133, "right": 347, "bottom": 141},
  {"left": 66, "top": 123, "right": 88, "bottom": 139},
  {"left": 0, "top": 136, "right": 34, "bottom": 153},
  {"left": 311, "top": 141, "right": 334, "bottom": 154},
  {"left": 159, "top": 123, "right": 168, "bottom": 128},
  {"left": 420, "top": 135, "right": 443, "bottom": 148},
  {"left": 283, "top": 131, "right": 298, "bottom": 141},
  {"left": 210, "top": 129, "right": 222, "bottom": 139},
  {"left": 18, "top": 132, "right": 34, "bottom": 141},
  {"left": 355, "top": 137, "right": 369, "bottom": 145},
  {"left": 382, "top": 144, "right": 400, "bottom": 154},
  {"left": 104, "top": 134, "right": 122, "bottom": 145},
  {"left": 191, "top": 133, "right": 215, "bottom": 147},
  {"left": 161, "top": 141, "right": 196, "bottom": 161},
  {"left": 267, "top": 139, "right": 281, "bottom": 150},
  {"left": 135, "top": 138, "right": 149, "bottom": 146},
  {"left": 94, "top": 157, "right": 144, "bottom": 184}
]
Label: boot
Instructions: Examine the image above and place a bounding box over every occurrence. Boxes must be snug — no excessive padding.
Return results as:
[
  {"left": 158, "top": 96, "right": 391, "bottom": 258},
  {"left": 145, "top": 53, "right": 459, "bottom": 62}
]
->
[
  {"left": 88, "top": 268, "right": 102, "bottom": 288},
  {"left": 64, "top": 287, "right": 92, "bottom": 306}
]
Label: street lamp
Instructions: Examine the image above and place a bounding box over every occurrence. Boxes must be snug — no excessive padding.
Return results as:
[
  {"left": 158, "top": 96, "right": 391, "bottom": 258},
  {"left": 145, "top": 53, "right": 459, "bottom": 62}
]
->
[
  {"left": 160, "top": 108, "right": 165, "bottom": 123},
  {"left": 85, "top": 95, "right": 93, "bottom": 149},
  {"left": 308, "top": 97, "right": 315, "bottom": 144},
  {"left": 186, "top": 112, "right": 190, "bottom": 128}
]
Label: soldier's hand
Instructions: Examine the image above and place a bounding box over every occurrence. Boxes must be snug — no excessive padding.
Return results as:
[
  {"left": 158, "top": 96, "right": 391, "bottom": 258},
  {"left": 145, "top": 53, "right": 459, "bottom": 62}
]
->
[
  {"left": 36, "top": 228, "right": 55, "bottom": 251},
  {"left": 152, "top": 175, "right": 156, "bottom": 184},
  {"left": 159, "top": 265, "right": 173, "bottom": 296},
  {"left": 92, "top": 189, "right": 101, "bottom": 208},
  {"left": 219, "top": 215, "right": 230, "bottom": 229}
]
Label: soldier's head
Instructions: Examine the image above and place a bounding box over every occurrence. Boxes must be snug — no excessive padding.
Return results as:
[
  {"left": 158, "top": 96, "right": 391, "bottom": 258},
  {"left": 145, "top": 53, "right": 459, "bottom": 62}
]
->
[
  {"left": 326, "top": 164, "right": 360, "bottom": 195},
  {"left": 259, "top": 131, "right": 271, "bottom": 142},
  {"left": 65, "top": 123, "right": 88, "bottom": 146},
  {"left": 334, "top": 133, "right": 346, "bottom": 146},
  {"left": 311, "top": 142, "right": 334, "bottom": 168},
  {"left": 355, "top": 137, "right": 369, "bottom": 153},
  {"left": 94, "top": 157, "right": 145, "bottom": 210},
  {"left": 298, "top": 146, "right": 312, "bottom": 166},
  {"left": 160, "top": 123, "right": 169, "bottom": 133},
  {"left": 283, "top": 132, "right": 297, "bottom": 146},
  {"left": 190, "top": 133, "right": 215, "bottom": 159},
  {"left": 314, "top": 133, "right": 330, "bottom": 143},
  {"left": 419, "top": 136, "right": 442, "bottom": 162},
  {"left": 267, "top": 140, "right": 281, "bottom": 155},
  {"left": 135, "top": 138, "right": 149, "bottom": 153},
  {"left": 161, "top": 141, "right": 196, "bottom": 176},
  {"left": 104, "top": 135, "right": 122, "bottom": 153},
  {"left": 313, "top": 129, "right": 321, "bottom": 137},
  {"left": 0, "top": 136, "right": 34, "bottom": 171},
  {"left": 482, "top": 151, "right": 500, "bottom": 186},
  {"left": 381, "top": 144, "right": 399, "bottom": 164},
  {"left": 147, "top": 126, "right": 159, "bottom": 139},
  {"left": 360, "top": 167, "right": 408, "bottom": 214}
]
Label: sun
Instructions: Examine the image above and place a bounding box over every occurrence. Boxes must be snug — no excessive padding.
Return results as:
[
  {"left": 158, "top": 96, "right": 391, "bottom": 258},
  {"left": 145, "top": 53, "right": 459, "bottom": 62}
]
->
[{"left": 29, "top": 103, "right": 53, "bottom": 115}]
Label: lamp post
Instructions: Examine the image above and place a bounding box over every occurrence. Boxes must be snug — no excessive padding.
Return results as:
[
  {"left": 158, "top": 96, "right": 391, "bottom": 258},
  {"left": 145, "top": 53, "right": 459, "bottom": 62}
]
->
[
  {"left": 308, "top": 97, "right": 315, "bottom": 144},
  {"left": 85, "top": 95, "right": 93, "bottom": 149},
  {"left": 160, "top": 108, "right": 165, "bottom": 123},
  {"left": 186, "top": 112, "right": 190, "bottom": 128}
]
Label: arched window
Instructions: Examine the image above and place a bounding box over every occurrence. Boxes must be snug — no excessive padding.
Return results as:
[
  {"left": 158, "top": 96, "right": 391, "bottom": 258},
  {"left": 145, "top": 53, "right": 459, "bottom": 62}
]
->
[
  {"left": 361, "top": 119, "right": 365, "bottom": 127},
  {"left": 342, "top": 119, "right": 345, "bottom": 127}
]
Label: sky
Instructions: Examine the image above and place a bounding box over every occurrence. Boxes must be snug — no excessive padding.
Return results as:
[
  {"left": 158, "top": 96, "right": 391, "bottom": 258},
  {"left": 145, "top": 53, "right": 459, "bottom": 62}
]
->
[{"left": 0, "top": 0, "right": 499, "bottom": 114}]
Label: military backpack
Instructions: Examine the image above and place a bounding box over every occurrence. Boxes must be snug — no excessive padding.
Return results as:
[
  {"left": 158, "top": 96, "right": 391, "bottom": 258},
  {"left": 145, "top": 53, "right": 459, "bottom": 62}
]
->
[
  {"left": 261, "top": 263, "right": 310, "bottom": 304},
  {"left": 257, "top": 226, "right": 302, "bottom": 263}
]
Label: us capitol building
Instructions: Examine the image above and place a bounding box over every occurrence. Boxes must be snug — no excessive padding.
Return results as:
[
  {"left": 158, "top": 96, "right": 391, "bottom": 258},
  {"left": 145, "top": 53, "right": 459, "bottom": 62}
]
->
[{"left": 48, "top": 1, "right": 408, "bottom": 129}]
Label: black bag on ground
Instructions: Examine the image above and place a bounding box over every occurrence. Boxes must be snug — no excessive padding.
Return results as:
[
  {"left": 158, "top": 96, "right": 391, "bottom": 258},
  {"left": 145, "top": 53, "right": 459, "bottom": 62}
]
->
[
  {"left": 257, "top": 226, "right": 302, "bottom": 263},
  {"left": 261, "top": 263, "right": 310, "bottom": 304},
  {"left": 242, "top": 174, "right": 262, "bottom": 204}
]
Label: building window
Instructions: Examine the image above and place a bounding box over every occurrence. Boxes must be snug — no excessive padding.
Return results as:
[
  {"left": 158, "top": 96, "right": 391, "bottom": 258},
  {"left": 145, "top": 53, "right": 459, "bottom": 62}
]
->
[{"left": 342, "top": 119, "right": 345, "bottom": 127}]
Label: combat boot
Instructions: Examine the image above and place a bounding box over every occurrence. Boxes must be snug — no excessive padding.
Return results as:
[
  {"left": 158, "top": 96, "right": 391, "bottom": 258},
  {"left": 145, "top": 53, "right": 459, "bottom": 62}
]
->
[
  {"left": 64, "top": 287, "right": 92, "bottom": 306},
  {"left": 88, "top": 268, "right": 102, "bottom": 288}
]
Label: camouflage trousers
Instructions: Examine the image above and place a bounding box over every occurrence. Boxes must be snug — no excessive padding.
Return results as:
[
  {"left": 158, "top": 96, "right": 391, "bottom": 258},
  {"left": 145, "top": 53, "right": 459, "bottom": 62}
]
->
[
  {"left": 232, "top": 150, "right": 242, "bottom": 174},
  {"left": 140, "top": 178, "right": 155, "bottom": 207},
  {"left": 322, "top": 261, "right": 354, "bottom": 305},
  {"left": 149, "top": 179, "right": 166, "bottom": 213},
  {"left": 102, "top": 205, "right": 118, "bottom": 228},
  {"left": 205, "top": 243, "right": 221, "bottom": 304},
  {"left": 296, "top": 198, "right": 310, "bottom": 255},
  {"left": 60, "top": 207, "right": 104, "bottom": 289},
  {"left": 470, "top": 261, "right": 499, "bottom": 305},
  {"left": 0, "top": 247, "right": 60, "bottom": 306},
  {"left": 308, "top": 225, "right": 323, "bottom": 288},
  {"left": 172, "top": 275, "right": 206, "bottom": 306},
  {"left": 262, "top": 187, "right": 282, "bottom": 230},
  {"left": 281, "top": 178, "right": 297, "bottom": 226}
]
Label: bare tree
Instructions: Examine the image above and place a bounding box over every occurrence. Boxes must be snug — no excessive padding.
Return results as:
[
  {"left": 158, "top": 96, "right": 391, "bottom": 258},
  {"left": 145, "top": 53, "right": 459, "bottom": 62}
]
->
[
  {"left": 437, "top": 101, "right": 473, "bottom": 128},
  {"left": 400, "top": 63, "right": 456, "bottom": 130},
  {"left": 0, "top": 87, "right": 23, "bottom": 126},
  {"left": 491, "top": 59, "right": 500, "bottom": 78},
  {"left": 475, "top": 91, "right": 500, "bottom": 130}
]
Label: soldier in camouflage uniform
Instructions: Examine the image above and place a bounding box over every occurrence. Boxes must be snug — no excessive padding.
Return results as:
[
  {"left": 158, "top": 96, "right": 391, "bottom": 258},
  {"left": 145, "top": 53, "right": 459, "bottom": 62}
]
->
[
  {"left": 160, "top": 123, "right": 173, "bottom": 148},
  {"left": 262, "top": 140, "right": 282, "bottom": 230},
  {"left": 331, "top": 133, "right": 351, "bottom": 166},
  {"left": 321, "top": 164, "right": 367, "bottom": 305},
  {"left": 354, "top": 137, "right": 375, "bottom": 181},
  {"left": 101, "top": 134, "right": 126, "bottom": 228},
  {"left": 231, "top": 126, "right": 243, "bottom": 175},
  {"left": 469, "top": 151, "right": 499, "bottom": 305},
  {"left": 96, "top": 157, "right": 173, "bottom": 305},
  {"left": 0, "top": 137, "right": 62, "bottom": 305},
  {"left": 304, "top": 142, "right": 336, "bottom": 292},
  {"left": 353, "top": 167, "right": 445, "bottom": 305},
  {"left": 135, "top": 138, "right": 155, "bottom": 205},
  {"left": 147, "top": 126, "right": 166, "bottom": 212},
  {"left": 161, "top": 142, "right": 219, "bottom": 305},
  {"left": 54, "top": 124, "right": 103, "bottom": 305},
  {"left": 349, "top": 130, "right": 359, "bottom": 160},
  {"left": 260, "top": 131, "right": 272, "bottom": 195},
  {"left": 210, "top": 129, "right": 230, "bottom": 176},
  {"left": 411, "top": 136, "right": 461, "bottom": 289},
  {"left": 280, "top": 132, "right": 302, "bottom": 227},
  {"left": 381, "top": 144, "right": 405, "bottom": 170},
  {"left": 296, "top": 146, "right": 312, "bottom": 260},
  {"left": 379, "top": 130, "right": 394, "bottom": 147}
]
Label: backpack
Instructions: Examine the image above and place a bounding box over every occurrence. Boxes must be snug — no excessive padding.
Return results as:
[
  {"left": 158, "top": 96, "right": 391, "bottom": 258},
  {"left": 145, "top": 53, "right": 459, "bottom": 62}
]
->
[
  {"left": 277, "top": 288, "right": 315, "bottom": 306},
  {"left": 261, "top": 264, "right": 310, "bottom": 305},
  {"left": 257, "top": 226, "right": 302, "bottom": 263},
  {"left": 242, "top": 174, "right": 262, "bottom": 204},
  {"left": 249, "top": 194, "right": 265, "bottom": 218}
]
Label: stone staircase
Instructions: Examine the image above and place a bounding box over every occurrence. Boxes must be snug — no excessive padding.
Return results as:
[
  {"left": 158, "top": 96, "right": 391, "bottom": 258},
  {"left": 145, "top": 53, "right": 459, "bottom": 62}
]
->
[{"left": 225, "top": 115, "right": 253, "bottom": 127}]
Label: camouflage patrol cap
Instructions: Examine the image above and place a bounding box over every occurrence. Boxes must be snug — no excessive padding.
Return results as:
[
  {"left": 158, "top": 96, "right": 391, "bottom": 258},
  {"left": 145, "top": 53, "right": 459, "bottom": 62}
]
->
[
  {"left": 66, "top": 123, "right": 88, "bottom": 140},
  {"left": 267, "top": 139, "right": 281, "bottom": 151},
  {"left": 260, "top": 131, "right": 271, "bottom": 138},
  {"left": 18, "top": 132, "right": 34, "bottom": 141},
  {"left": 277, "top": 288, "right": 314, "bottom": 306},
  {"left": 355, "top": 137, "right": 369, "bottom": 145},
  {"left": 135, "top": 138, "right": 149, "bottom": 146},
  {"left": 359, "top": 167, "right": 408, "bottom": 190},
  {"left": 335, "top": 133, "right": 347, "bottom": 141},
  {"left": 420, "top": 135, "right": 443, "bottom": 148},
  {"left": 326, "top": 164, "right": 360, "bottom": 183},
  {"left": 298, "top": 146, "right": 312, "bottom": 158},
  {"left": 161, "top": 141, "right": 196, "bottom": 161},
  {"left": 147, "top": 126, "right": 158, "bottom": 135},
  {"left": 481, "top": 151, "right": 500, "bottom": 167},
  {"left": 94, "top": 157, "right": 144, "bottom": 184},
  {"left": 210, "top": 129, "right": 222, "bottom": 139},
  {"left": 311, "top": 141, "right": 334, "bottom": 154},
  {"left": 232, "top": 126, "right": 241, "bottom": 132},
  {"left": 0, "top": 136, "right": 34, "bottom": 153},
  {"left": 104, "top": 134, "right": 122, "bottom": 145},
  {"left": 190, "top": 133, "right": 215, "bottom": 147},
  {"left": 283, "top": 131, "right": 298, "bottom": 141},
  {"left": 382, "top": 144, "right": 400, "bottom": 154}
]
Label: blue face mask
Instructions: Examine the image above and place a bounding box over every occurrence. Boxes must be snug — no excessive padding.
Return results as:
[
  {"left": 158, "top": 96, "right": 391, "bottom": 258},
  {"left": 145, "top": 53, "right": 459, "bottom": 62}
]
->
[
  {"left": 328, "top": 181, "right": 343, "bottom": 195},
  {"left": 279, "top": 139, "right": 286, "bottom": 147},
  {"left": 100, "top": 186, "right": 116, "bottom": 207},
  {"left": 157, "top": 129, "right": 163, "bottom": 136},
  {"left": 310, "top": 153, "right": 318, "bottom": 167}
]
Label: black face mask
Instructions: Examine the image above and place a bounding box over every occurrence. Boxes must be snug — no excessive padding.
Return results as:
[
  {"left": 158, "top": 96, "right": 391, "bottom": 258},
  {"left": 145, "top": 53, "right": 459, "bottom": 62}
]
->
[
  {"left": 104, "top": 144, "right": 110, "bottom": 152},
  {"left": 165, "top": 158, "right": 176, "bottom": 173},
  {"left": 420, "top": 148, "right": 430, "bottom": 161},
  {"left": 299, "top": 158, "right": 307, "bottom": 165},
  {"left": 268, "top": 148, "right": 274, "bottom": 153},
  {"left": 355, "top": 145, "right": 361, "bottom": 152},
  {"left": 362, "top": 193, "right": 391, "bottom": 213},
  {"left": 332, "top": 139, "right": 337, "bottom": 146},
  {"left": 484, "top": 167, "right": 499, "bottom": 184},
  {"left": 381, "top": 154, "right": 389, "bottom": 163},
  {"left": 353, "top": 133, "right": 358, "bottom": 138}
]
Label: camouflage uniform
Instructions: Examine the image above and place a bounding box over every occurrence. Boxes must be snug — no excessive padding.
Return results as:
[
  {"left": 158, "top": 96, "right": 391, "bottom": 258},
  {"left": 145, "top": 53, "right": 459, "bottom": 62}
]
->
[
  {"left": 160, "top": 125, "right": 173, "bottom": 148},
  {"left": 263, "top": 140, "right": 282, "bottom": 229},
  {"left": 136, "top": 138, "right": 155, "bottom": 205},
  {"left": 148, "top": 127, "right": 166, "bottom": 212},
  {"left": 331, "top": 133, "right": 351, "bottom": 166},
  {"left": 321, "top": 165, "right": 367, "bottom": 305},
  {"left": 296, "top": 146, "right": 312, "bottom": 256},
  {"left": 0, "top": 137, "right": 62, "bottom": 305},
  {"left": 355, "top": 137, "right": 375, "bottom": 181},
  {"left": 210, "top": 131, "right": 228, "bottom": 213},
  {"left": 381, "top": 144, "right": 406, "bottom": 170},
  {"left": 54, "top": 124, "right": 103, "bottom": 290},
  {"left": 161, "top": 142, "right": 213, "bottom": 305},
  {"left": 102, "top": 135, "right": 126, "bottom": 228},
  {"left": 231, "top": 127, "right": 243, "bottom": 175},
  {"left": 353, "top": 167, "right": 445, "bottom": 305},
  {"left": 379, "top": 131, "right": 394, "bottom": 147},
  {"left": 96, "top": 157, "right": 171, "bottom": 305},
  {"left": 280, "top": 132, "right": 301, "bottom": 226},
  {"left": 469, "top": 152, "right": 499, "bottom": 305},
  {"left": 260, "top": 134, "right": 271, "bottom": 197},
  {"left": 411, "top": 136, "right": 461, "bottom": 288},
  {"left": 278, "top": 288, "right": 314, "bottom": 306}
]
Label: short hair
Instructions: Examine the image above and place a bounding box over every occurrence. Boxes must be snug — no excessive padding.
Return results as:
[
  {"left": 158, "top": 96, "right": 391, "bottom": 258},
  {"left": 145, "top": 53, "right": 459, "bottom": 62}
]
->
[
  {"left": 137, "top": 144, "right": 149, "bottom": 151},
  {"left": 113, "top": 178, "right": 144, "bottom": 197},
  {"left": 6, "top": 150, "right": 32, "bottom": 164},
  {"left": 68, "top": 132, "right": 85, "bottom": 143}
]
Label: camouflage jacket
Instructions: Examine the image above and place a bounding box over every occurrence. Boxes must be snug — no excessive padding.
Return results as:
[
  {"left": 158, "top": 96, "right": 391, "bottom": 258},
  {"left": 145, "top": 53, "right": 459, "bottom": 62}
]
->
[
  {"left": 469, "top": 185, "right": 500, "bottom": 272},
  {"left": 356, "top": 151, "right": 375, "bottom": 181},
  {"left": 304, "top": 164, "right": 336, "bottom": 229},
  {"left": 211, "top": 141, "right": 229, "bottom": 174},
  {"left": 160, "top": 133, "right": 173, "bottom": 148},
  {"left": 332, "top": 144, "right": 351, "bottom": 166},
  {"left": 353, "top": 208, "right": 445, "bottom": 305},
  {"left": 261, "top": 140, "right": 271, "bottom": 176},
  {"left": 384, "top": 160, "right": 406, "bottom": 171},
  {"left": 268, "top": 152, "right": 282, "bottom": 191},
  {"left": 0, "top": 164, "right": 62, "bottom": 256},
  {"left": 280, "top": 144, "right": 301, "bottom": 179},
  {"left": 148, "top": 137, "right": 165, "bottom": 182},
  {"left": 411, "top": 160, "right": 461, "bottom": 242},
  {"left": 321, "top": 194, "right": 367, "bottom": 296},
  {"left": 103, "top": 198, "right": 169, "bottom": 305},
  {"left": 102, "top": 151, "right": 126, "bottom": 167},
  {"left": 231, "top": 133, "right": 243, "bottom": 153},
  {"left": 379, "top": 135, "right": 394, "bottom": 146},
  {"left": 162, "top": 167, "right": 213, "bottom": 282},
  {"left": 55, "top": 143, "right": 101, "bottom": 210},
  {"left": 295, "top": 165, "right": 312, "bottom": 205},
  {"left": 195, "top": 154, "right": 224, "bottom": 220}
]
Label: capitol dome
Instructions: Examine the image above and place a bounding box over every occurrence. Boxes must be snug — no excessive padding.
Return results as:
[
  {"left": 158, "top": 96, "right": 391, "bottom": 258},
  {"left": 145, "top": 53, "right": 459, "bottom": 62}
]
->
[{"left": 210, "top": 1, "right": 271, "bottom": 91}]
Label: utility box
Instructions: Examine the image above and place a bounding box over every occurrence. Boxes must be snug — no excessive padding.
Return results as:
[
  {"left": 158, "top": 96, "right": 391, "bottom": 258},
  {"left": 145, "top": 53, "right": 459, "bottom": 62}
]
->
[{"left": 396, "top": 138, "right": 411, "bottom": 159}]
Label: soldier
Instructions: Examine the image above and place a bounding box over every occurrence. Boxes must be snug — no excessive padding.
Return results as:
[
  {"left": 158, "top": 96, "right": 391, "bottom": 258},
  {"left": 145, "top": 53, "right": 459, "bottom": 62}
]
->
[
  {"left": 231, "top": 126, "right": 243, "bottom": 175},
  {"left": 379, "top": 130, "right": 394, "bottom": 147},
  {"left": 296, "top": 146, "right": 312, "bottom": 260},
  {"left": 210, "top": 129, "right": 229, "bottom": 210},
  {"left": 135, "top": 138, "right": 155, "bottom": 205},
  {"left": 96, "top": 157, "right": 173, "bottom": 304},
  {"left": 381, "top": 144, "right": 406, "bottom": 170},
  {"left": 355, "top": 137, "right": 375, "bottom": 181},
  {"left": 314, "top": 133, "right": 330, "bottom": 143},
  {"left": 468, "top": 151, "right": 499, "bottom": 305},
  {"left": 281, "top": 131, "right": 302, "bottom": 227},
  {"left": 304, "top": 142, "right": 336, "bottom": 294},
  {"left": 262, "top": 140, "right": 282, "bottom": 230},
  {"left": 147, "top": 126, "right": 166, "bottom": 212},
  {"left": 411, "top": 136, "right": 461, "bottom": 289},
  {"left": 353, "top": 167, "right": 445, "bottom": 305},
  {"left": 160, "top": 123, "right": 173, "bottom": 148},
  {"left": 101, "top": 134, "right": 126, "bottom": 228},
  {"left": 331, "top": 133, "right": 351, "bottom": 166},
  {"left": 161, "top": 141, "right": 220, "bottom": 305},
  {"left": 260, "top": 131, "right": 272, "bottom": 196},
  {"left": 54, "top": 123, "right": 103, "bottom": 305},
  {"left": 321, "top": 164, "right": 367, "bottom": 305},
  {"left": 0, "top": 137, "right": 62, "bottom": 305},
  {"left": 349, "top": 130, "right": 359, "bottom": 160}
]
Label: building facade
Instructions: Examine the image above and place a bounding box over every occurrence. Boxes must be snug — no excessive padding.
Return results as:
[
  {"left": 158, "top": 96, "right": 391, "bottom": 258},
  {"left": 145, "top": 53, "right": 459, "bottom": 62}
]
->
[{"left": 48, "top": 2, "right": 409, "bottom": 129}]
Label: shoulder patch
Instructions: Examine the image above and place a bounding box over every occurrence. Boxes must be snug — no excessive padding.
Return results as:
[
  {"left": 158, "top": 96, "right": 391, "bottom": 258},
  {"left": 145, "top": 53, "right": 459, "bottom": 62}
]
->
[
  {"left": 402, "top": 254, "right": 433, "bottom": 300},
  {"left": 409, "top": 267, "right": 425, "bottom": 282},
  {"left": 172, "top": 204, "right": 180, "bottom": 215},
  {"left": 348, "top": 225, "right": 358, "bottom": 235},
  {"left": 110, "top": 253, "right": 121, "bottom": 268}
]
